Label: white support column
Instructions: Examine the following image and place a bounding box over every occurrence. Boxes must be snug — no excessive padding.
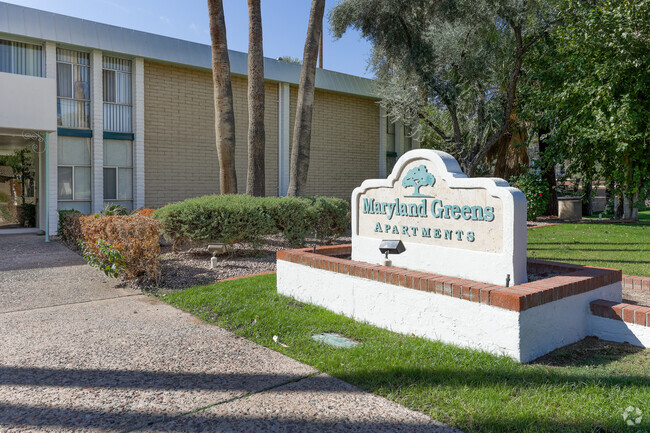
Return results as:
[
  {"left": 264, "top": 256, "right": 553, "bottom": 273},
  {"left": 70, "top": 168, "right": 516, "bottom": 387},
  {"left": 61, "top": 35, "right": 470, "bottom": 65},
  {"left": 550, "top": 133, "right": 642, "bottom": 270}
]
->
[
  {"left": 91, "top": 50, "right": 104, "bottom": 213},
  {"left": 44, "top": 42, "right": 58, "bottom": 235},
  {"left": 379, "top": 107, "right": 386, "bottom": 178},
  {"left": 133, "top": 57, "right": 145, "bottom": 209},
  {"left": 395, "top": 121, "right": 404, "bottom": 157},
  {"left": 278, "top": 83, "right": 290, "bottom": 196},
  {"left": 412, "top": 131, "right": 420, "bottom": 149},
  {"left": 44, "top": 41, "right": 56, "bottom": 79}
]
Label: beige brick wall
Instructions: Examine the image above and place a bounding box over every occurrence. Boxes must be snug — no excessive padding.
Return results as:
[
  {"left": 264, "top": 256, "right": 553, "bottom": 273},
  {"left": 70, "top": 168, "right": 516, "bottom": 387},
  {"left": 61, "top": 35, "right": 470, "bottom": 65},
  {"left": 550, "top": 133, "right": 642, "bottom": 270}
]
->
[
  {"left": 289, "top": 86, "right": 380, "bottom": 199},
  {"left": 144, "top": 61, "right": 279, "bottom": 207},
  {"left": 144, "top": 61, "right": 379, "bottom": 207}
]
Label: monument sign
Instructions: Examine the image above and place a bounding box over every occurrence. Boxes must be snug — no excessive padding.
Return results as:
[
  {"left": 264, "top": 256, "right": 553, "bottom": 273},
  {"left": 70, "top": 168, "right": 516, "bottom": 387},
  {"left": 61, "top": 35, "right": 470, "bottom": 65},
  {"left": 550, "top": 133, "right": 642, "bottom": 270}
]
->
[{"left": 352, "top": 149, "right": 527, "bottom": 286}]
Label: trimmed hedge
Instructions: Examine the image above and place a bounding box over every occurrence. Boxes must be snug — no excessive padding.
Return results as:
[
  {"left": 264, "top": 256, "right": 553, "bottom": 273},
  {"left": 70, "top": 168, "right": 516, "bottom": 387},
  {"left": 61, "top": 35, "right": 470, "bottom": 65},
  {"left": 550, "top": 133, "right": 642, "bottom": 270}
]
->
[
  {"left": 153, "top": 195, "right": 349, "bottom": 248},
  {"left": 57, "top": 210, "right": 83, "bottom": 249},
  {"left": 153, "top": 195, "right": 276, "bottom": 250},
  {"left": 79, "top": 214, "right": 162, "bottom": 284}
]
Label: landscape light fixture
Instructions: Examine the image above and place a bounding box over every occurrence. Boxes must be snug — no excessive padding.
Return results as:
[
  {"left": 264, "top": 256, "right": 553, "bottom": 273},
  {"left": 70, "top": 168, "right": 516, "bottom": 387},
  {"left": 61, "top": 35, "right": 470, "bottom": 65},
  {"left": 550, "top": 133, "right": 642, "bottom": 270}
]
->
[
  {"left": 208, "top": 243, "right": 227, "bottom": 269},
  {"left": 378, "top": 239, "right": 405, "bottom": 266}
]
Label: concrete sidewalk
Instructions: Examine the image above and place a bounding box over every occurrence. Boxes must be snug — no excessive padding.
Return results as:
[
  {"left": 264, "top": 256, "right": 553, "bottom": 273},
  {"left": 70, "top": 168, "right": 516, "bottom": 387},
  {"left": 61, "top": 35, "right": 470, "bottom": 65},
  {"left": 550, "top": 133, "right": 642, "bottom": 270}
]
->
[{"left": 0, "top": 234, "right": 459, "bottom": 432}]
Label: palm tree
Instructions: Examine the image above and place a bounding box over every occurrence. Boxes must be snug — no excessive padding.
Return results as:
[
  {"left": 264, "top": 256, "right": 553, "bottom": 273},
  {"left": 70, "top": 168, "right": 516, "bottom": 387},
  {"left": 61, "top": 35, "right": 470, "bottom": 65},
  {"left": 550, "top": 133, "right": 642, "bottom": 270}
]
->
[
  {"left": 287, "top": 0, "right": 325, "bottom": 196},
  {"left": 246, "top": 0, "right": 265, "bottom": 196},
  {"left": 207, "top": 0, "right": 237, "bottom": 194}
]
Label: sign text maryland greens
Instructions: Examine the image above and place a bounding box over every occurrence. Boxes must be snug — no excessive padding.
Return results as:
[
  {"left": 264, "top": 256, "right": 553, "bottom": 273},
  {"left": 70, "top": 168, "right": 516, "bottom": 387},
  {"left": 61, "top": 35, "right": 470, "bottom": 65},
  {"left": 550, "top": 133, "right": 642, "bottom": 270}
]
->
[{"left": 360, "top": 164, "right": 498, "bottom": 248}]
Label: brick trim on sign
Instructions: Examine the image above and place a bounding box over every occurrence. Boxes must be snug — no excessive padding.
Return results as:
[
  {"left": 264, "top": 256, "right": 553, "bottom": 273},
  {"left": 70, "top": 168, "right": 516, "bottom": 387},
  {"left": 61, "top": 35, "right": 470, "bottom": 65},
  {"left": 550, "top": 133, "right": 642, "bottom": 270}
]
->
[
  {"left": 590, "top": 300, "right": 650, "bottom": 327},
  {"left": 622, "top": 275, "right": 650, "bottom": 291},
  {"left": 277, "top": 245, "right": 622, "bottom": 313}
]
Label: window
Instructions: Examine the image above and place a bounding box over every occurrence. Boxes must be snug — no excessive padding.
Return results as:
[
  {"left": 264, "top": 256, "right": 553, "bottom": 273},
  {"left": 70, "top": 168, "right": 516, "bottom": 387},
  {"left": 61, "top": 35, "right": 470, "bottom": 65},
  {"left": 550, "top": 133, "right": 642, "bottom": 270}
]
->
[
  {"left": 0, "top": 39, "right": 43, "bottom": 77},
  {"left": 56, "top": 49, "right": 90, "bottom": 128},
  {"left": 103, "top": 56, "right": 132, "bottom": 132},
  {"left": 404, "top": 125, "right": 413, "bottom": 152},
  {"left": 386, "top": 121, "right": 397, "bottom": 174},
  {"left": 103, "top": 139, "right": 132, "bottom": 210},
  {"left": 386, "top": 121, "right": 396, "bottom": 153},
  {"left": 57, "top": 136, "right": 91, "bottom": 213}
]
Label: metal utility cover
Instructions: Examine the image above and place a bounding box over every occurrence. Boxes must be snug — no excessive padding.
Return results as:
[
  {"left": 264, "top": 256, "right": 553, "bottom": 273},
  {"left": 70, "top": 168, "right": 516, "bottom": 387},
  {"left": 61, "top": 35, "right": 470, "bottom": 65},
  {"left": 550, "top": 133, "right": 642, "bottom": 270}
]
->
[{"left": 312, "top": 333, "right": 360, "bottom": 349}]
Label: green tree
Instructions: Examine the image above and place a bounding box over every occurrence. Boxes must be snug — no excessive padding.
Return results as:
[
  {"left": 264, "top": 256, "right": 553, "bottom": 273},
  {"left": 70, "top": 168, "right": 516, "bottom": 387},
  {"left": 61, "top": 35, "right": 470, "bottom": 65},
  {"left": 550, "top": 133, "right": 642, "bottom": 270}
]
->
[
  {"left": 288, "top": 0, "right": 326, "bottom": 196},
  {"left": 330, "top": 0, "right": 559, "bottom": 177},
  {"left": 521, "top": 0, "right": 649, "bottom": 220},
  {"left": 246, "top": 0, "right": 265, "bottom": 196},
  {"left": 208, "top": 0, "right": 238, "bottom": 194}
]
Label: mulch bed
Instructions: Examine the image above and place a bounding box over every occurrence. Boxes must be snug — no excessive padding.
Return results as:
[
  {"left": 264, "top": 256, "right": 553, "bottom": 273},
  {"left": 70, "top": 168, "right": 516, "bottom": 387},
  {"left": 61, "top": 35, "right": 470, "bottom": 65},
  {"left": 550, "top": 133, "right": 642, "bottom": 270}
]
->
[{"left": 151, "top": 235, "right": 351, "bottom": 293}]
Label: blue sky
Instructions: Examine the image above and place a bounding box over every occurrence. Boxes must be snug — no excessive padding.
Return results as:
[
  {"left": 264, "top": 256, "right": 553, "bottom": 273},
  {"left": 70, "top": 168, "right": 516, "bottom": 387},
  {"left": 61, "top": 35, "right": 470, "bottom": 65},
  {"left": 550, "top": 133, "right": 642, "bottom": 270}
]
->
[{"left": 5, "top": 0, "right": 374, "bottom": 78}]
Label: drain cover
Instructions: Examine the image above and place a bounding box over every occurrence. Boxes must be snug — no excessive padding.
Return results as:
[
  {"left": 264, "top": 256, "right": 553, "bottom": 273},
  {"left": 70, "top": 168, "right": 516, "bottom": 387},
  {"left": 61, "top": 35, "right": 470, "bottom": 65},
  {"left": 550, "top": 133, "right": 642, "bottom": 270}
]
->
[{"left": 312, "top": 333, "right": 360, "bottom": 348}]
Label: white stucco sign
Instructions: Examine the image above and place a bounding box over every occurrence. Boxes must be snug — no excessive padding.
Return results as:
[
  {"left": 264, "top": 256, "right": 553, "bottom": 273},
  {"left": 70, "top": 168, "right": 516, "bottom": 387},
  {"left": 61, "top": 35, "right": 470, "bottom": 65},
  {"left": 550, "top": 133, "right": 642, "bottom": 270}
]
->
[{"left": 351, "top": 149, "right": 527, "bottom": 286}]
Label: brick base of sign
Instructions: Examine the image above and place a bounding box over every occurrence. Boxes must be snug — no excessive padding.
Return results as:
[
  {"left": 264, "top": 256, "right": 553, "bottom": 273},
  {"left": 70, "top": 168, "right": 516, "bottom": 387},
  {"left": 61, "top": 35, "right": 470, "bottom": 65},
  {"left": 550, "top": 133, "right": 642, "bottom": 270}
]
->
[
  {"left": 276, "top": 244, "right": 632, "bottom": 362},
  {"left": 622, "top": 275, "right": 650, "bottom": 291},
  {"left": 588, "top": 300, "right": 650, "bottom": 347}
]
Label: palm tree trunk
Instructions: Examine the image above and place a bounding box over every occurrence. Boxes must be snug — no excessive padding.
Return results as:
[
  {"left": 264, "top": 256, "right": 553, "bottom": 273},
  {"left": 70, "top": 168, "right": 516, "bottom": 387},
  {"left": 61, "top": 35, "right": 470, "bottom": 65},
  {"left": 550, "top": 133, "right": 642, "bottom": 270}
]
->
[
  {"left": 208, "top": 0, "right": 237, "bottom": 194},
  {"left": 287, "top": 0, "right": 325, "bottom": 196},
  {"left": 246, "top": 0, "right": 265, "bottom": 196}
]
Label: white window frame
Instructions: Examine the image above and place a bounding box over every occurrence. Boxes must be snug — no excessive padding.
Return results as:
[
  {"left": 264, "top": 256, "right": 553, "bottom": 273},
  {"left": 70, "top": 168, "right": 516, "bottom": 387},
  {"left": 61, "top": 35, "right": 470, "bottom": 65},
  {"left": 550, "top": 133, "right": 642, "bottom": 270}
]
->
[
  {"left": 0, "top": 37, "right": 44, "bottom": 77},
  {"left": 103, "top": 166, "right": 133, "bottom": 202},
  {"left": 56, "top": 49, "right": 91, "bottom": 129},
  {"left": 103, "top": 139, "right": 133, "bottom": 204},
  {"left": 102, "top": 56, "right": 133, "bottom": 133},
  {"left": 57, "top": 164, "right": 91, "bottom": 202}
]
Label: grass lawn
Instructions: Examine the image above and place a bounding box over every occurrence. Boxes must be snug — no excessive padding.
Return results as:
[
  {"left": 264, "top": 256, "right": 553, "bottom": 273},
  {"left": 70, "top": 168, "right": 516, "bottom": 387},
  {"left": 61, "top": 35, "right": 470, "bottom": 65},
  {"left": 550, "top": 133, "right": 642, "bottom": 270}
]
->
[
  {"left": 162, "top": 274, "right": 650, "bottom": 433},
  {"left": 528, "top": 212, "right": 649, "bottom": 276}
]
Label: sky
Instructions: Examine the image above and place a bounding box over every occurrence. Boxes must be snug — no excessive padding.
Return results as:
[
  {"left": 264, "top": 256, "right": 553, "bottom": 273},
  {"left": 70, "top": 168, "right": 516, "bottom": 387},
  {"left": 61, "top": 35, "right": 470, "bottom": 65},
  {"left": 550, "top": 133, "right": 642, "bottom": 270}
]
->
[{"left": 5, "top": 0, "right": 375, "bottom": 78}]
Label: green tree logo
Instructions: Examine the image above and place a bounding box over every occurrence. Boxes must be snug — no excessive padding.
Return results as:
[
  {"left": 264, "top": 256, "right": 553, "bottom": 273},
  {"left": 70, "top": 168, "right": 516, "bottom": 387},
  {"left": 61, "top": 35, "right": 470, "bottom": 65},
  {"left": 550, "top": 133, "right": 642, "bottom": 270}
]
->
[{"left": 402, "top": 165, "right": 435, "bottom": 197}]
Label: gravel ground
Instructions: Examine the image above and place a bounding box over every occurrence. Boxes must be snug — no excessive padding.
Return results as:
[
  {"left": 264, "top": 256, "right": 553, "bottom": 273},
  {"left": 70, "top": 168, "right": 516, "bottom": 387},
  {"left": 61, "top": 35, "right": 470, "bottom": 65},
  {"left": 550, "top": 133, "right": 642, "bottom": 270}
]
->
[
  {"left": 623, "top": 287, "right": 650, "bottom": 306},
  {"left": 153, "top": 235, "right": 351, "bottom": 292}
]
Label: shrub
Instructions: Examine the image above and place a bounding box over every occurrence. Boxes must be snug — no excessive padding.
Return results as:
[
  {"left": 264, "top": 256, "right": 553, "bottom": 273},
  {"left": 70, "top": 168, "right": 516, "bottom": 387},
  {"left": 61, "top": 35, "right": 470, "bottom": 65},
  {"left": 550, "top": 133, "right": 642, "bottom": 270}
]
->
[
  {"left": 510, "top": 171, "right": 551, "bottom": 221},
  {"left": 260, "top": 197, "right": 314, "bottom": 246},
  {"left": 133, "top": 208, "right": 157, "bottom": 218},
  {"left": 82, "top": 239, "right": 126, "bottom": 278},
  {"left": 305, "top": 196, "right": 349, "bottom": 243},
  {"left": 101, "top": 204, "right": 129, "bottom": 216},
  {"left": 153, "top": 195, "right": 276, "bottom": 250},
  {"left": 58, "top": 210, "right": 84, "bottom": 248},
  {"left": 19, "top": 203, "right": 36, "bottom": 227},
  {"left": 79, "top": 214, "right": 162, "bottom": 284},
  {"left": 153, "top": 195, "right": 350, "bottom": 249}
]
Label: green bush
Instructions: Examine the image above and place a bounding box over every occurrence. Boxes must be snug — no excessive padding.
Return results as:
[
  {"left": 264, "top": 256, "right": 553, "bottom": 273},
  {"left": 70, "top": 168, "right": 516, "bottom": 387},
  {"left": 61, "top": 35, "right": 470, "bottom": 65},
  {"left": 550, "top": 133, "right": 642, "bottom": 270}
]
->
[
  {"left": 57, "top": 210, "right": 84, "bottom": 248},
  {"left": 101, "top": 204, "right": 129, "bottom": 216},
  {"left": 153, "top": 195, "right": 350, "bottom": 249},
  {"left": 19, "top": 203, "right": 36, "bottom": 227},
  {"left": 153, "top": 195, "right": 276, "bottom": 250},
  {"left": 260, "top": 196, "right": 313, "bottom": 246},
  {"left": 82, "top": 239, "right": 126, "bottom": 278},
  {"left": 305, "top": 196, "right": 349, "bottom": 243},
  {"left": 510, "top": 170, "right": 551, "bottom": 221}
]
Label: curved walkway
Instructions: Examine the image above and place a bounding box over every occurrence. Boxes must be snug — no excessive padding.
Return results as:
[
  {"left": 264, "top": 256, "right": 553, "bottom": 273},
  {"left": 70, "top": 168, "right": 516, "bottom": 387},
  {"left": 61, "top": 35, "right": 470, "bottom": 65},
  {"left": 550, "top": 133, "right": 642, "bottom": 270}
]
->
[{"left": 0, "top": 234, "right": 459, "bottom": 432}]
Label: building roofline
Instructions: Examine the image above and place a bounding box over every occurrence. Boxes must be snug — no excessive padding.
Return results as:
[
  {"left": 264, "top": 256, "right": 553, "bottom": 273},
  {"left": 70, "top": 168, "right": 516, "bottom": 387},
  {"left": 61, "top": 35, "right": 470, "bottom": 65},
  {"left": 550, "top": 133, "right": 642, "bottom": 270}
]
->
[{"left": 0, "top": 1, "right": 377, "bottom": 98}]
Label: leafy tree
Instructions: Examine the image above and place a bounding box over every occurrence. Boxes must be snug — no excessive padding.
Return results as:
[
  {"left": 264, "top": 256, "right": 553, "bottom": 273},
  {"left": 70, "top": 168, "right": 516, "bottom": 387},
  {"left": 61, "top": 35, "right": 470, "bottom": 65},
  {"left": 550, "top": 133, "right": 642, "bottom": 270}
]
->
[
  {"left": 402, "top": 165, "right": 435, "bottom": 196},
  {"left": 246, "top": 0, "right": 265, "bottom": 196},
  {"left": 277, "top": 56, "right": 302, "bottom": 64},
  {"left": 288, "top": 0, "right": 326, "bottom": 196},
  {"left": 208, "top": 0, "right": 238, "bottom": 194},
  {"left": 330, "top": 0, "right": 559, "bottom": 177},
  {"left": 521, "top": 0, "right": 649, "bottom": 220}
]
